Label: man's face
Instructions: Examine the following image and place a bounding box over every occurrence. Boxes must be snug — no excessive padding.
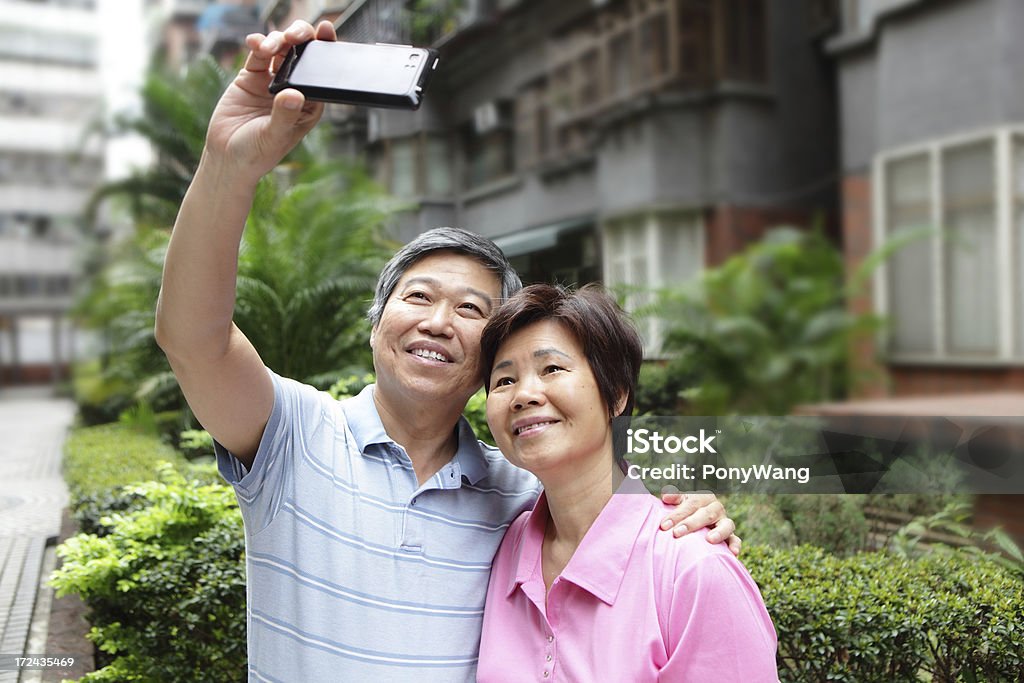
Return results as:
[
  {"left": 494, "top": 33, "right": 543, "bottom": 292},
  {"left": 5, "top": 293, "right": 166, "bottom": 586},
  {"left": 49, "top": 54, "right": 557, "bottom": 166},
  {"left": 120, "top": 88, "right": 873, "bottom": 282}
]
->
[{"left": 370, "top": 251, "right": 502, "bottom": 410}]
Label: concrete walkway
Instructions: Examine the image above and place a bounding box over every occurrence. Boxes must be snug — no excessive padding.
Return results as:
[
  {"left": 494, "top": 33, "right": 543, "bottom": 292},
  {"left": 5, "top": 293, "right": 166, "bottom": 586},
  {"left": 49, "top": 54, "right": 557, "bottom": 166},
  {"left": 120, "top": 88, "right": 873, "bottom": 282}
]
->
[{"left": 0, "top": 388, "right": 75, "bottom": 683}]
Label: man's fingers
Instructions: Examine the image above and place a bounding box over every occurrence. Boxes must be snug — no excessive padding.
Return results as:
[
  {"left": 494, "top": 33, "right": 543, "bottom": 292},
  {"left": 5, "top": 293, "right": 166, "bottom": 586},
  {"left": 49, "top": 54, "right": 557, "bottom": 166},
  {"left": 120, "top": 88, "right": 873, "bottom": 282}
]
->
[
  {"left": 283, "top": 20, "right": 316, "bottom": 43},
  {"left": 270, "top": 89, "right": 306, "bottom": 120},
  {"left": 659, "top": 492, "right": 716, "bottom": 531},
  {"left": 704, "top": 515, "right": 736, "bottom": 544},
  {"left": 726, "top": 534, "right": 742, "bottom": 557},
  {"left": 315, "top": 20, "right": 338, "bottom": 41},
  {"left": 671, "top": 500, "right": 725, "bottom": 537}
]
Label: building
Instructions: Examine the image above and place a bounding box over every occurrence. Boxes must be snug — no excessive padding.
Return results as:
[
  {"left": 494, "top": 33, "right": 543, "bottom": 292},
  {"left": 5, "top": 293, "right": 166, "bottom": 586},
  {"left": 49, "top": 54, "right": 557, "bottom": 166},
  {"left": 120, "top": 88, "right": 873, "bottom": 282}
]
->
[
  {"left": 146, "top": 0, "right": 262, "bottom": 72},
  {"left": 832, "top": 0, "right": 1024, "bottom": 398},
  {"left": 824, "top": 0, "right": 1024, "bottom": 545},
  {"left": 0, "top": 0, "right": 104, "bottom": 386},
  {"left": 317, "top": 0, "right": 840, "bottom": 353}
]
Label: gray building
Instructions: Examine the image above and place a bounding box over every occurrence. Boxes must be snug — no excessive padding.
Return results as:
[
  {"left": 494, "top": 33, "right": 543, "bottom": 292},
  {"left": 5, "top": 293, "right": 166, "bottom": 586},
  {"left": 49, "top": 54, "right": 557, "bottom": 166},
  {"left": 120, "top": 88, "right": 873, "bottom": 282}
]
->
[
  {"left": 324, "top": 0, "right": 839, "bottom": 354},
  {"left": 830, "top": 0, "right": 1024, "bottom": 396},
  {"left": 0, "top": 0, "right": 103, "bottom": 385}
]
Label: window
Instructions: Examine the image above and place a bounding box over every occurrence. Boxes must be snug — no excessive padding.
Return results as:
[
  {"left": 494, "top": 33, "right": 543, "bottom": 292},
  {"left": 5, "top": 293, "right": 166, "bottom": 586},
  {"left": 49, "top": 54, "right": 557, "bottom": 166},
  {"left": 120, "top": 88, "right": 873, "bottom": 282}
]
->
[
  {"left": 390, "top": 138, "right": 417, "bottom": 198},
  {"left": 516, "top": 82, "right": 548, "bottom": 169},
  {"left": 602, "top": 211, "right": 704, "bottom": 355},
  {"left": 462, "top": 103, "right": 515, "bottom": 189},
  {"left": 381, "top": 134, "right": 452, "bottom": 198},
  {"left": 718, "top": 0, "right": 767, "bottom": 82},
  {"left": 877, "top": 128, "right": 1024, "bottom": 362}
]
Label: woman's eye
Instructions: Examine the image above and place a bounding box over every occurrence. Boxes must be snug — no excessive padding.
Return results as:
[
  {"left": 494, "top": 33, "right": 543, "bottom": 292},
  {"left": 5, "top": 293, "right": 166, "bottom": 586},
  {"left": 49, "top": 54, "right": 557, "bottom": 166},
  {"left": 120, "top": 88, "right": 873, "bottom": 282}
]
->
[
  {"left": 543, "top": 365, "right": 565, "bottom": 374},
  {"left": 493, "top": 376, "right": 514, "bottom": 388}
]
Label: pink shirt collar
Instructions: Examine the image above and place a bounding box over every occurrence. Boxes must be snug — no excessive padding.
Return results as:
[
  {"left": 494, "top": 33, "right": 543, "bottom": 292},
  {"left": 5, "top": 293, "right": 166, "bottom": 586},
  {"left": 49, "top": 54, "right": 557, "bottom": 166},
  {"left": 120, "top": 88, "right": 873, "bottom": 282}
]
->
[{"left": 506, "top": 478, "right": 656, "bottom": 606}]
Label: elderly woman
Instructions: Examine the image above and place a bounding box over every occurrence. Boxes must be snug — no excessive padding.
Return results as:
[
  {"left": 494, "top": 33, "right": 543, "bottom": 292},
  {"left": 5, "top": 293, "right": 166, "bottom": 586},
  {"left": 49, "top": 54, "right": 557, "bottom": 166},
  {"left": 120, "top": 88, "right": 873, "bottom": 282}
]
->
[{"left": 477, "top": 283, "right": 778, "bottom": 682}]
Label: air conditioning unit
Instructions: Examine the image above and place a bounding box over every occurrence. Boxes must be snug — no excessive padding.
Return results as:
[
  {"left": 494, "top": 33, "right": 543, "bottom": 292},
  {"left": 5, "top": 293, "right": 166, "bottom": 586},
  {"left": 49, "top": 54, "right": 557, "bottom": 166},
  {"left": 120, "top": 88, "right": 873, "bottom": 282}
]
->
[
  {"left": 472, "top": 100, "right": 510, "bottom": 134},
  {"left": 367, "top": 110, "right": 380, "bottom": 142}
]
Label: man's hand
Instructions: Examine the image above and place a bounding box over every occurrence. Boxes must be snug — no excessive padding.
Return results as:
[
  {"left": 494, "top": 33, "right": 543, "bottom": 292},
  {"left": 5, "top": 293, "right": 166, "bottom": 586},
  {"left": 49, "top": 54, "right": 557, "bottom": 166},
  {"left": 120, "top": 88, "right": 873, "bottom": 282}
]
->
[
  {"left": 204, "top": 20, "right": 337, "bottom": 184},
  {"left": 659, "top": 489, "right": 741, "bottom": 556}
]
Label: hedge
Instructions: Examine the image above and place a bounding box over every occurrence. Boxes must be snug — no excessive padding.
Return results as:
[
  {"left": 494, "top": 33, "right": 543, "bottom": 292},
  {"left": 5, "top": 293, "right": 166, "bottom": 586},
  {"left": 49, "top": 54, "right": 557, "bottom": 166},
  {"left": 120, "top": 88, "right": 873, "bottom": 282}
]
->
[
  {"left": 744, "top": 544, "right": 1024, "bottom": 682},
  {"left": 52, "top": 465, "right": 246, "bottom": 682},
  {"left": 57, "top": 424, "right": 1022, "bottom": 682},
  {"left": 63, "top": 423, "right": 190, "bottom": 500}
]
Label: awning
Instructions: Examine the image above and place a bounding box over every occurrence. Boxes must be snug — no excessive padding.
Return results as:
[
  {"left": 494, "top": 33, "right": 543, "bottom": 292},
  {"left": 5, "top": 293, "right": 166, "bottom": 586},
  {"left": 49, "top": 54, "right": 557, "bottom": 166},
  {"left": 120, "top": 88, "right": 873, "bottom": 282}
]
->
[{"left": 493, "top": 217, "right": 592, "bottom": 257}]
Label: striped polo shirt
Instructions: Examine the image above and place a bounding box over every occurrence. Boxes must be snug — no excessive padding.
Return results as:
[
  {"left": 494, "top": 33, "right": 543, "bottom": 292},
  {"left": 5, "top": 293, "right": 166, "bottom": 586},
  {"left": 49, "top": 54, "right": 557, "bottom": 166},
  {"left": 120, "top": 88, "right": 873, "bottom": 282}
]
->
[{"left": 216, "top": 370, "right": 541, "bottom": 682}]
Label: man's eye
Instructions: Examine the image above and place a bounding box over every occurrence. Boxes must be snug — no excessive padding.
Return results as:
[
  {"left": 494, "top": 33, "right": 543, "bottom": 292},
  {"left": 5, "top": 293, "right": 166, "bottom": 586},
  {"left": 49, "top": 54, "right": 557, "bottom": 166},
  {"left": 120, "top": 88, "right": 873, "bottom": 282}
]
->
[
  {"left": 405, "top": 292, "right": 429, "bottom": 301},
  {"left": 459, "top": 302, "right": 483, "bottom": 315}
]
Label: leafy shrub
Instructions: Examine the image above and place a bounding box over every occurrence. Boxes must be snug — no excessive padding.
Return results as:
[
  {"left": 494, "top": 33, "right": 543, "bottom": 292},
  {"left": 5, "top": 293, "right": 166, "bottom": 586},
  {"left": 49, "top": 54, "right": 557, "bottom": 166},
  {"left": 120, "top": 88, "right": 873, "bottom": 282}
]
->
[
  {"left": 720, "top": 494, "right": 798, "bottom": 548},
  {"left": 64, "top": 423, "right": 190, "bottom": 502},
  {"left": 745, "top": 545, "right": 1024, "bottom": 682},
  {"left": 178, "top": 428, "right": 215, "bottom": 459},
  {"left": 723, "top": 494, "right": 868, "bottom": 554},
  {"left": 51, "top": 465, "right": 247, "bottom": 682},
  {"left": 651, "top": 228, "right": 878, "bottom": 415},
  {"left": 888, "top": 498, "right": 1024, "bottom": 577},
  {"left": 776, "top": 494, "right": 870, "bottom": 555}
]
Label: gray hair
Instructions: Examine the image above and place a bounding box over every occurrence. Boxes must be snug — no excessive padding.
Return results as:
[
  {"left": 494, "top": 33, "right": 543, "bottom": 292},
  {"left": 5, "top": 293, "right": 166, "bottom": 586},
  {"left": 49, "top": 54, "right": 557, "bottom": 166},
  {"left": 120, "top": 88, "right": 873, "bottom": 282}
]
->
[{"left": 368, "top": 227, "right": 523, "bottom": 326}]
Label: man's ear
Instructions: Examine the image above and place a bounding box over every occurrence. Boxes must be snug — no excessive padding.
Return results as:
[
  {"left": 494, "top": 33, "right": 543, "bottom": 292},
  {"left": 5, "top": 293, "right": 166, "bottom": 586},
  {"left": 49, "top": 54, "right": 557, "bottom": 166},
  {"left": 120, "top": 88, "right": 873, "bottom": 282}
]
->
[{"left": 369, "top": 324, "right": 377, "bottom": 350}]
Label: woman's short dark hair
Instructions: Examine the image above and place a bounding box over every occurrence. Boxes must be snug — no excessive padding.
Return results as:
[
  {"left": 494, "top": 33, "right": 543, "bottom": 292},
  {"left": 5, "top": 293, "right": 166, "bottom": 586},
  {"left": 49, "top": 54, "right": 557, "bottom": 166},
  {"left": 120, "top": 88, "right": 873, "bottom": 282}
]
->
[{"left": 480, "top": 283, "right": 643, "bottom": 419}]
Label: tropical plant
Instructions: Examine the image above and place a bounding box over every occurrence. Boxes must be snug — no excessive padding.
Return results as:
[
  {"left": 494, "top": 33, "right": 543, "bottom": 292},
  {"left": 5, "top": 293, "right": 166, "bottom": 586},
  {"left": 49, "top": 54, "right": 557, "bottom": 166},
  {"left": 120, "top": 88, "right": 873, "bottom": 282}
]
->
[
  {"left": 86, "top": 57, "right": 232, "bottom": 230},
  {"left": 75, "top": 57, "right": 399, "bottom": 431},
  {"left": 642, "top": 227, "right": 879, "bottom": 416}
]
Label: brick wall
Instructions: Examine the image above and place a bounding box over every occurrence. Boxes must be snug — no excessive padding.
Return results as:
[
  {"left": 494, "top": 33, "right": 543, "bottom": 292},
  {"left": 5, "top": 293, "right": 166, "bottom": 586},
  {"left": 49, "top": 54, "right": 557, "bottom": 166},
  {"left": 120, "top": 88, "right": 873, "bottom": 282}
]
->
[{"left": 704, "top": 204, "right": 831, "bottom": 267}]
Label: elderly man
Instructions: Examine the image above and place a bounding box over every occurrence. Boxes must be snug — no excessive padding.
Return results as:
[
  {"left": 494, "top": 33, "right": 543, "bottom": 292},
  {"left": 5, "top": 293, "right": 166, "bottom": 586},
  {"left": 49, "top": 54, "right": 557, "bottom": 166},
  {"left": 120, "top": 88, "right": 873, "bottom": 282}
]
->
[{"left": 155, "top": 19, "right": 737, "bottom": 682}]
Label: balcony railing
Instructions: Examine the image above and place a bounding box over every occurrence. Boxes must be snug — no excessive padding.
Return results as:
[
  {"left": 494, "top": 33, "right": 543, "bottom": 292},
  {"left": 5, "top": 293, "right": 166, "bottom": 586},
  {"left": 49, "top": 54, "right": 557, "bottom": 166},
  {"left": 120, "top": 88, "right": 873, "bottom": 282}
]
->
[
  {"left": 337, "top": 0, "right": 493, "bottom": 46},
  {"left": 517, "top": 0, "right": 769, "bottom": 167}
]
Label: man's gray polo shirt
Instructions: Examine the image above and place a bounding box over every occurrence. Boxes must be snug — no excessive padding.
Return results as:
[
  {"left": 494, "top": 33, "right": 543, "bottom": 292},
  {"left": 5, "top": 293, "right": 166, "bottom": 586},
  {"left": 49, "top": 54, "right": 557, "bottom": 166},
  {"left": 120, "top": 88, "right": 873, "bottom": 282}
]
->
[{"left": 217, "top": 370, "right": 541, "bottom": 682}]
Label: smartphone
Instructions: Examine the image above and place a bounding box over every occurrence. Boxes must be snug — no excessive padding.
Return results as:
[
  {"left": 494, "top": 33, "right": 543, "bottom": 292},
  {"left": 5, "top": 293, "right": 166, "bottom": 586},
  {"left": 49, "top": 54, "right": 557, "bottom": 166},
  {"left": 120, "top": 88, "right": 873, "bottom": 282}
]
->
[{"left": 269, "top": 40, "right": 439, "bottom": 110}]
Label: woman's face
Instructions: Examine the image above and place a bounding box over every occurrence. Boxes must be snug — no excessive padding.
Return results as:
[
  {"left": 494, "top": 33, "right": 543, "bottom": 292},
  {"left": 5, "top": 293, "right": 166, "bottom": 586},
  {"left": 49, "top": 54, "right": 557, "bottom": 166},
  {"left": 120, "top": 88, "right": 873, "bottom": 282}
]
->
[{"left": 485, "top": 319, "right": 615, "bottom": 478}]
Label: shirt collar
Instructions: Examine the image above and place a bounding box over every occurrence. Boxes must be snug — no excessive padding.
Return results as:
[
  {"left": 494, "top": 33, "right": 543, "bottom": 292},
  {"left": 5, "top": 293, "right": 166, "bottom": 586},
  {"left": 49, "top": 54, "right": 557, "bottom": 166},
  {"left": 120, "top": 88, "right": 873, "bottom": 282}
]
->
[
  {"left": 343, "top": 384, "right": 489, "bottom": 485},
  {"left": 506, "top": 478, "right": 654, "bottom": 606}
]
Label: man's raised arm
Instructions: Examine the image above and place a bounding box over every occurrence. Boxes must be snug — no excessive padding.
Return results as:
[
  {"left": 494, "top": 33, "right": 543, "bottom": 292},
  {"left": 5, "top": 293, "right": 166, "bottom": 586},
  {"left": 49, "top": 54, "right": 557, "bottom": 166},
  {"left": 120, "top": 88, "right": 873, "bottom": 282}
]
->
[{"left": 154, "top": 20, "right": 337, "bottom": 468}]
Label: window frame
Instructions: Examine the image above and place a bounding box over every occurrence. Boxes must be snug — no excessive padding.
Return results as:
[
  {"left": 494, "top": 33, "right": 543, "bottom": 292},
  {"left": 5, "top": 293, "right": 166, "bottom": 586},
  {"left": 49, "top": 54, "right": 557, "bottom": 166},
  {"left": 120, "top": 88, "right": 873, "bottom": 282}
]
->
[
  {"left": 873, "top": 125, "right": 1021, "bottom": 365},
  {"left": 601, "top": 209, "right": 705, "bottom": 358}
]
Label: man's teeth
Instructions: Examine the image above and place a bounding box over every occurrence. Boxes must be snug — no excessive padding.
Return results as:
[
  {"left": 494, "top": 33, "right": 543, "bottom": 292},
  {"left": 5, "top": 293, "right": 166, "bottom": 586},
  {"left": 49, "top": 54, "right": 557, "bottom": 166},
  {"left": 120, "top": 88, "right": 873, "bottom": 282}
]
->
[
  {"left": 411, "top": 348, "right": 449, "bottom": 362},
  {"left": 516, "top": 421, "right": 556, "bottom": 435}
]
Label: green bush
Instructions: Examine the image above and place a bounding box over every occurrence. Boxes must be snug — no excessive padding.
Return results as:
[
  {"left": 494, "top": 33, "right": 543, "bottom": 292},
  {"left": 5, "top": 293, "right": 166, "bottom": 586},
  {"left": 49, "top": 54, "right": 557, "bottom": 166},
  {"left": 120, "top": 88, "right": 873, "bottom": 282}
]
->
[
  {"left": 64, "top": 423, "right": 190, "bottom": 502},
  {"left": 776, "top": 494, "right": 870, "bottom": 555},
  {"left": 651, "top": 227, "right": 878, "bottom": 415},
  {"left": 745, "top": 545, "right": 1024, "bottom": 682},
  {"left": 720, "top": 494, "right": 798, "bottom": 548},
  {"left": 51, "top": 465, "right": 247, "bottom": 682},
  {"left": 721, "top": 494, "right": 869, "bottom": 554}
]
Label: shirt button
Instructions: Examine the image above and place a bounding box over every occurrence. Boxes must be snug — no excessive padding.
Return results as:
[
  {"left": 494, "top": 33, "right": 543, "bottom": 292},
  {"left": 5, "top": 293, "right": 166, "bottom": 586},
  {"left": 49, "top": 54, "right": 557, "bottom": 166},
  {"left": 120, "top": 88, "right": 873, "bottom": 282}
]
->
[
  {"left": 547, "top": 635, "right": 554, "bottom": 643},
  {"left": 546, "top": 654, "right": 552, "bottom": 662},
  {"left": 543, "top": 672, "right": 549, "bottom": 678}
]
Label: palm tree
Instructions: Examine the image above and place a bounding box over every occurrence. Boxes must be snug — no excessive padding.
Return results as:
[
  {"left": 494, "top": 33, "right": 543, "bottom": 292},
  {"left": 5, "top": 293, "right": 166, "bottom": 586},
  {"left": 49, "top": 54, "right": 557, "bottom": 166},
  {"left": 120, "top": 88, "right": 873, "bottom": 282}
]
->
[
  {"left": 86, "top": 58, "right": 227, "bottom": 230},
  {"left": 76, "top": 58, "right": 397, "bottom": 429}
]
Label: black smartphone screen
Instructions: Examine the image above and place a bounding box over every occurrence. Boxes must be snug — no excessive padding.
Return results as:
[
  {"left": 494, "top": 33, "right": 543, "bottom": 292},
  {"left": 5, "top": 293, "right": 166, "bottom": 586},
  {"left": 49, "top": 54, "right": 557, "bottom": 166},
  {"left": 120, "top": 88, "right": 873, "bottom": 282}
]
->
[{"left": 270, "top": 40, "right": 439, "bottom": 110}]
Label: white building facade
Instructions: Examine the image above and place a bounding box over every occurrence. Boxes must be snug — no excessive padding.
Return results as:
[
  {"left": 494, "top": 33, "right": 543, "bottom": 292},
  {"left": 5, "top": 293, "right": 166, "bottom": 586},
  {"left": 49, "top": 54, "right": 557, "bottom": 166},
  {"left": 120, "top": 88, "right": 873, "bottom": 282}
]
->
[{"left": 0, "top": 0, "right": 103, "bottom": 385}]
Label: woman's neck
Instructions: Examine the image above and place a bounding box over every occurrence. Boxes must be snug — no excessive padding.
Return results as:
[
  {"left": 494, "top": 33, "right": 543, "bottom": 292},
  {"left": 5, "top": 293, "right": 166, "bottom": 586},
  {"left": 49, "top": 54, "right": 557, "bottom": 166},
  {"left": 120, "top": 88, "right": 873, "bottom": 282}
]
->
[{"left": 540, "top": 455, "right": 625, "bottom": 590}]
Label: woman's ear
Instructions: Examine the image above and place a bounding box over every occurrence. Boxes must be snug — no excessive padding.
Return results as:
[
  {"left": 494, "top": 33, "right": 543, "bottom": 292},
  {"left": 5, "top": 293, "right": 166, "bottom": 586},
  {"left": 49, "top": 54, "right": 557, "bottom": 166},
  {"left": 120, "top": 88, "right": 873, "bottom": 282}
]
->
[{"left": 612, "top": 392, "right": 629, "bottom": 418}]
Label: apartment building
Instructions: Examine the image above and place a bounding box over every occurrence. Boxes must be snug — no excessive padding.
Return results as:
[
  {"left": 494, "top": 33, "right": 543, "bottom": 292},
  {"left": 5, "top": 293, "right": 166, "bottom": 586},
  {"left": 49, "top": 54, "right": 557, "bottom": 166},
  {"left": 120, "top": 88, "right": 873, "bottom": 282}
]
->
[
  {"left": 146, "top": 0, "right": 262, "bottom": 71},
  {"left": 316, "top": 0, "right": 840, "bottom": 353},
  {"left": 833, "top": 0, "right": 1024, "bottom": 397},
  {"left": 0, "top": 0, "right": 104, "bottom": 385}
]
